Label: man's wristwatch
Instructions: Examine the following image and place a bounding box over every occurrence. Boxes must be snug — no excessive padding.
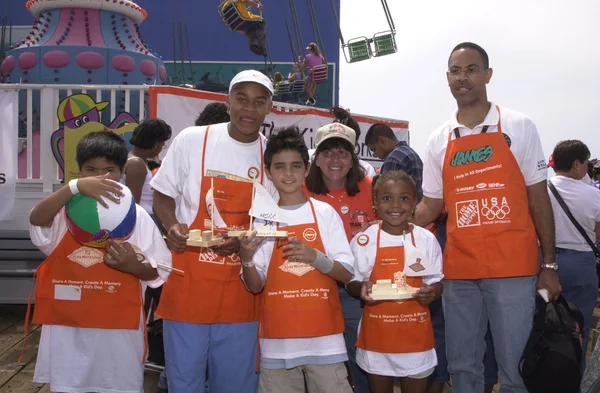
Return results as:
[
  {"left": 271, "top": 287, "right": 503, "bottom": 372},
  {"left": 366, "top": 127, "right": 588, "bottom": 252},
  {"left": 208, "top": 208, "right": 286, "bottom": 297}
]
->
[{"left": 541, "top": 263, "right": 558, "bottom": 271}]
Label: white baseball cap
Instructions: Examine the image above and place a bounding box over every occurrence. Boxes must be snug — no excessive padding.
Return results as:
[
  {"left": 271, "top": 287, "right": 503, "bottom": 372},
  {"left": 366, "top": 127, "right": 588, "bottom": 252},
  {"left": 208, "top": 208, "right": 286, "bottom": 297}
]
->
[
  {"left": 315, "top": 123, "right": 356, "bottom": 148},
  {"left": 229, "top": 70, "right": 274, "bottom": 96}
]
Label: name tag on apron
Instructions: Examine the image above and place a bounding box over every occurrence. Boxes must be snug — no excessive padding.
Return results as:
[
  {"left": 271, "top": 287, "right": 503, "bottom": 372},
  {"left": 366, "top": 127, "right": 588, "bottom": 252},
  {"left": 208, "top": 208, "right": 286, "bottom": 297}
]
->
[{"left": 54, "top": 284, "right": 82, "bottom": 301}]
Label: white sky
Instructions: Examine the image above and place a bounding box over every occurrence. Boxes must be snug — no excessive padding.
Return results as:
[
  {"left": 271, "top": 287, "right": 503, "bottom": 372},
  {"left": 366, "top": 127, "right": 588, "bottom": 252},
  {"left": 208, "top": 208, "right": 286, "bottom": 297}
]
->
[{"left": 339, "top": 0, "right": 600, "bottom": 162}]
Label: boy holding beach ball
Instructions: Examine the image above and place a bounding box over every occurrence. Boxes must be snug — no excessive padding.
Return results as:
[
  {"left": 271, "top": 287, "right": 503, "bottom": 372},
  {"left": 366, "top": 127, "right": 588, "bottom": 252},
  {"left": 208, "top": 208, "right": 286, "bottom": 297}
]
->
[{"left": 28, "top": 131, "right": 172, "bottom": 393}]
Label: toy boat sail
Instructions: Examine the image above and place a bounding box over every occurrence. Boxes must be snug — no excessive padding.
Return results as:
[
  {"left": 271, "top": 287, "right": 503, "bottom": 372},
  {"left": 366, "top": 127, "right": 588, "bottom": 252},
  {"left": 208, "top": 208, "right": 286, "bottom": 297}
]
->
[
  {"left": 370, "top": 229, "right": 441, "bottom": 301},
  {"left": 227, "top": 179, "right": 288, "bottom": 238},
  {"left": 187, "top": 178, "right": 226, "bottom": 247}
]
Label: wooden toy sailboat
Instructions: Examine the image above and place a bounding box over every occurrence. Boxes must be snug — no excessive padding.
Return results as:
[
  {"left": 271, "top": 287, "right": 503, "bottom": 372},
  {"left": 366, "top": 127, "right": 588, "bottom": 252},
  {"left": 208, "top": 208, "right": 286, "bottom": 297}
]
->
[
  {"left": 187, "top": 178, "right": 226, "bottom": 247},
  {"left": 227, "top": 178, "right": 288, "bottom": 238},
  {"left": 370, "top": 229, "right": 441, "bottom": 301}
]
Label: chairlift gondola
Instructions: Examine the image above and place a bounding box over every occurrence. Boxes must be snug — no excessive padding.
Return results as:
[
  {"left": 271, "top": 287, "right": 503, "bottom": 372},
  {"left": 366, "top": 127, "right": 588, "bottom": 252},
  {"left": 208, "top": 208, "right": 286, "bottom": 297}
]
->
[
  {"left": 330, "top": 0, "right": 397, "bottom": 63},
  {"left": 218, "top": 0, "right": 263, "bottom": 33},
  {"left": 309, "top": 63, "right": 328, "bottom": 84}
]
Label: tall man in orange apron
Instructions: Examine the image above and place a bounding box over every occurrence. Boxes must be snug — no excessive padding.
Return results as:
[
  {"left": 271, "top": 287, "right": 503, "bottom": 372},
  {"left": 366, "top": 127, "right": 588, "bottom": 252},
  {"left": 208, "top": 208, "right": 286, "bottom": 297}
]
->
[
  {"left": 414, "top": 42, "right": 562, "bottom": 393},
  {"left": 151, "top": 70, "right": 276, "bottom": 393}
]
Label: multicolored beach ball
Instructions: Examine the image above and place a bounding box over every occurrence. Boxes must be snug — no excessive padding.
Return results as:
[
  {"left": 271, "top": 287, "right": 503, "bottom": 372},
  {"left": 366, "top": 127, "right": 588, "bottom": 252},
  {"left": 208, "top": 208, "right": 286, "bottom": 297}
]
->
[{"left": 66, "top": 183, "right": 137, "bottom": 248}]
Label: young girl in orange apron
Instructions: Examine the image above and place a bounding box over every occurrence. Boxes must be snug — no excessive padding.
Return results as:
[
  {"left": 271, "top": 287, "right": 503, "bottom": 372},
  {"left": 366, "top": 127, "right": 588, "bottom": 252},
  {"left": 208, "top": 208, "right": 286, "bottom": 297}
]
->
[{"left": 348, "top": 170, "right": 444, "bottom": 393}]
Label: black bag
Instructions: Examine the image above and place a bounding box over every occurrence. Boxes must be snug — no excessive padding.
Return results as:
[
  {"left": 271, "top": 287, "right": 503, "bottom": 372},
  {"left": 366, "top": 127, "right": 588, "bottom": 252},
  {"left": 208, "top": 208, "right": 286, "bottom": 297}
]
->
[
  {"left": 519, "top": 295, "right": 584, "bottom": 393},
  {"left": 147, "top": 318, "right": 165, "bottom": 366},
  {"left": 145, "top": 286, "right": 165, "bottom": 366}
]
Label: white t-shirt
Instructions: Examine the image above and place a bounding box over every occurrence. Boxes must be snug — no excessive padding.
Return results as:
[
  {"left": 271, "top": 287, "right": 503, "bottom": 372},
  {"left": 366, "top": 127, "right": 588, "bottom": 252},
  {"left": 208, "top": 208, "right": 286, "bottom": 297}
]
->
[
  {"left": 150, "top": 123, "right": 277, "bottom": 226},
  {"left": 350, "top": 224, "right": 443, "bottom": 377},
  {"left": 423, "top": 104, "right": 548, "bottom": 199},
  {"left": 549, "top": 176, "right": 600, "bottom": 251},
  {"left": 308, "top": 148, "right": 377, "bottom": 177},
  {"left": 29, "top": 205, "right": 171, "bottom": 393},
  {"left": 249, "top": 198, "right": 354, "bottom": 360}
]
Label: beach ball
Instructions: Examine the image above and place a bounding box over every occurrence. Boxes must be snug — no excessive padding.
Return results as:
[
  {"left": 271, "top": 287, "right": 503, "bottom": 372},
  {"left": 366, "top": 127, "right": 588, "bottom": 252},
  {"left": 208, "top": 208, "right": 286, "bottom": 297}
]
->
[{"left": 66, "top": 183, "right": 137, "bottom": 248}]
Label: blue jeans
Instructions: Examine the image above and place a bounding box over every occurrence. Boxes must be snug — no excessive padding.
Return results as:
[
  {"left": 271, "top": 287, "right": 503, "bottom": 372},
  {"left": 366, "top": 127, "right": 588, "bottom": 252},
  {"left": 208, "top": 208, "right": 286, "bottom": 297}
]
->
[
  {"left": 443, "top": 277, "right": 536, "bottom": 393},
  {"left": 554, "top": 248, "right": 598, "bottom": 365},
  {"left": 429, "top": 218, "right": 498, "bottom": 385},
  {"left": 338, "top": 285, "right": 370, "bottom": 393},
  {"left": 429, "top": 298, "right": 498, "bottom": 385},
  {"left": 163, "top": 320, "right": 259, "bottom": 393}
]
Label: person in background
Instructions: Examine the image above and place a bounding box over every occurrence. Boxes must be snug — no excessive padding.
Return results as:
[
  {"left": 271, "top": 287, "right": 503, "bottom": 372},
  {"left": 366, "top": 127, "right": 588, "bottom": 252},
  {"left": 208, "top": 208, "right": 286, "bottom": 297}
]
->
[
  {"left": 124, "top": 119, "right": 172, "bottom": 216},
  {"left": 548, "top": 140, "right": 600, "bottom": 367},
  {"left": 594, "top": 161, "right": 600, "bottom": 188},
  {"left": 303, "top": 42, "right": 325, "bottom": 106},
  {"left": 288, "top": 62, "right": 304, "bottom": 82},
  {"left": 365, "top": 123, "right": 423, "bottom": 201},
  {"left": 195, "top": 102, "right": 230, "bottom": 126},
  {"left": 273, "top": 72, "right": 284, "bottom": 93}
]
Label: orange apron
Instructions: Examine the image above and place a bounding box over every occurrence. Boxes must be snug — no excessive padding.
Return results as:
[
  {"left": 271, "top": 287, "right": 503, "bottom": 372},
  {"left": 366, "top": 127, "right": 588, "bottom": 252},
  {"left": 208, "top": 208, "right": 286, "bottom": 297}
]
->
[
  {"left": 356, "top": 226, "right": 434, "bottom": 353},
  {"left": 260, "top": 200, "right": 344, "bottom": 338},
  {"left": 304, "top": 177, "right": 374, "bottom": 241},
  {"left": 32, "top": 231, "right": 143, "bottom": 329},
  {"left": 442, "top": 106, "right": 539, "bottom": 279},
  {"left": 157, "top": 126, "right": 262, "bottom": 324}
]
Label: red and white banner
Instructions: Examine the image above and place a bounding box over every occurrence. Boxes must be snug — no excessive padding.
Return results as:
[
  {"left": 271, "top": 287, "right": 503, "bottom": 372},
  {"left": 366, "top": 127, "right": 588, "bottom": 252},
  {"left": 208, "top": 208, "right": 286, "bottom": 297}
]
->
[{"left": 149, "top": 86, "right": 409, "bottom": 168}]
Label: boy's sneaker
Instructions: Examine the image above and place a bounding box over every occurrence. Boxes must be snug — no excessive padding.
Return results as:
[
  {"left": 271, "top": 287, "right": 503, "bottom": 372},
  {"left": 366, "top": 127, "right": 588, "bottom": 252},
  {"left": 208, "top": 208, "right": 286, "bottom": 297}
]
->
[{"left": 305, "top": 98, "right": 316, "bottom": 106}]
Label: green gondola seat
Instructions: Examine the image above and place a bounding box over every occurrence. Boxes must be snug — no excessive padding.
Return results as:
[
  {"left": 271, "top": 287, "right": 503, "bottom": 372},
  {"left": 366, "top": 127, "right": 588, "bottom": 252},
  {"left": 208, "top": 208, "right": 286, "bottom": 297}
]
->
[
  {"left": 347, "top": 37, "right": 372, "bottom": 63},
  {"left": 372, "top": 31, "right": 397, "bottom": 57}
]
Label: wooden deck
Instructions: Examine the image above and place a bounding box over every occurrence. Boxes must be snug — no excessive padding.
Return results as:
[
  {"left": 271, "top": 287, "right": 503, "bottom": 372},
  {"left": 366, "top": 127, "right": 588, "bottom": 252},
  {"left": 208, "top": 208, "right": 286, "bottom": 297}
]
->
[
  {"left": 1, "top": 302, "right": 597, "bottom": 393},
  {"left": 0, "top": 305, "right": 160, "bottom": 393}
]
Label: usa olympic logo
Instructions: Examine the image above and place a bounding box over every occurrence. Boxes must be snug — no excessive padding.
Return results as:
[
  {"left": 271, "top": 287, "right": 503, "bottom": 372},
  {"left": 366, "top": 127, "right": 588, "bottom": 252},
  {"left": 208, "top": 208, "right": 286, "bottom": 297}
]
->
[{"left": 481, "top": 204, "right": 511, "bottom": 220}]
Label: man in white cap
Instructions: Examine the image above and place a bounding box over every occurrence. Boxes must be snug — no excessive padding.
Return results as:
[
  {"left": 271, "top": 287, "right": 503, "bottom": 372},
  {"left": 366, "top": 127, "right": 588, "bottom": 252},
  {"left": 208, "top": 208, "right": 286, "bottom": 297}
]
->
[{"left": 151, "top": 70, "right": 276, "bottom": 393}]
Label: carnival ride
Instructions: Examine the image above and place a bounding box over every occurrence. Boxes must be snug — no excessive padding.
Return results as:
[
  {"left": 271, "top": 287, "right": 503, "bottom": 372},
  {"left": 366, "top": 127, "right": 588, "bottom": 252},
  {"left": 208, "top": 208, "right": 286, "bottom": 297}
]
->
[{"left": 0, "top": 0, "right": 166, "bottom": 86}]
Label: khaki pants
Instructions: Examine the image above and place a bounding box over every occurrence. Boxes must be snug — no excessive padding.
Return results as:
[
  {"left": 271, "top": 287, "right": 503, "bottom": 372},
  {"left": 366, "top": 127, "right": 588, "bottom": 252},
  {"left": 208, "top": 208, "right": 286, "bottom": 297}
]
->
[{"left": 259, "top": 362, "right": 353, "bottom": 393}]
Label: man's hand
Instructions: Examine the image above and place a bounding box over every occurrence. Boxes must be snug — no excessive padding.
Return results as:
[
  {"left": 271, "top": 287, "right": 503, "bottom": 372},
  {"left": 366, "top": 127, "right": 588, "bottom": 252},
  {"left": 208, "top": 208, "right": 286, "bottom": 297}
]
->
[
  {"left": 77, "top": 174, "right": 124, "bottom": 208},
  {"left": 212, "top": 237, "right": 241, "bottom": 256},
  {"left": 103, "top": 241, "right": 141, "bottom": 274},
  {"left": 282, "top": 237, "right": 317, "bottom": 264},
  {"left": 537, "top": 268, "right": 562, "bottom": 302},
  {"left": 413, "top": 284, "right": 436, "bottom": 305},
  {"left": 167, "top": 223, "right": 189, "bottom": 252}
]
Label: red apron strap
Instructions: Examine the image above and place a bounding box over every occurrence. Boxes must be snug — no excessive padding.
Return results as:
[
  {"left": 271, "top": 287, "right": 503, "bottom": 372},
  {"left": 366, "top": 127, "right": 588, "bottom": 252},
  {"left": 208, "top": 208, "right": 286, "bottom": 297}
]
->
[{"left": 19, "top": 269, "right": 38, "bottom": 363}]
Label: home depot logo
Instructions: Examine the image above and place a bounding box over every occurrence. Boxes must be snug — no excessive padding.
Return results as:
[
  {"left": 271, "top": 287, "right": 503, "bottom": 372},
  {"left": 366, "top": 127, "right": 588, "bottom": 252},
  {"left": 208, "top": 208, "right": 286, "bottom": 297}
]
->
[
  {"left": 450, "top": 145, "right": 494, "bottom": 167},
  {"left": 455, "top": 199, "right": 481, "bottom": 228}
]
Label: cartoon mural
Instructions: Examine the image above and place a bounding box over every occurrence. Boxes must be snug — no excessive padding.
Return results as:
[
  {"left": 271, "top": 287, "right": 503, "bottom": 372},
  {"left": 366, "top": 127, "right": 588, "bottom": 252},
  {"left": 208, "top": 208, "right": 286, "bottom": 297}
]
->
[{"left": 51, "top": 94, "right": 138, "bottom": 182}]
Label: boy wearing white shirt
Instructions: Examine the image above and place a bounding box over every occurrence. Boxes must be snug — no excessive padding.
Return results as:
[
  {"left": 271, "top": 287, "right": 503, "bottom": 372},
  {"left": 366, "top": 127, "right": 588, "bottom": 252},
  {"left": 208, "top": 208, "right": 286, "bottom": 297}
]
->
[
  {"left": 239, "top": 127, "right": 354, "bottom": 393},
  {"left": 28, "top": 131, "right": 171, "bottom": 393}
]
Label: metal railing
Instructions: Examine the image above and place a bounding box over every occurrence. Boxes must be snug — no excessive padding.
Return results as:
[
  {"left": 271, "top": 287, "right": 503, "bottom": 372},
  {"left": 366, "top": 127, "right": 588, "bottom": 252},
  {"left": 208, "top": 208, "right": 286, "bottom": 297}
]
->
[{"left": 0, "top": 83, "right": 149, "bottom": 193}]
